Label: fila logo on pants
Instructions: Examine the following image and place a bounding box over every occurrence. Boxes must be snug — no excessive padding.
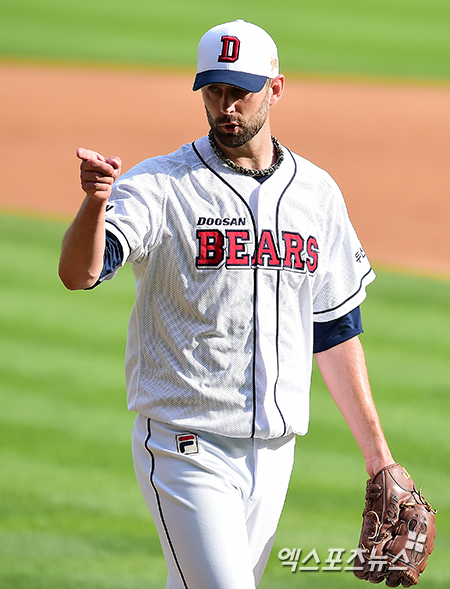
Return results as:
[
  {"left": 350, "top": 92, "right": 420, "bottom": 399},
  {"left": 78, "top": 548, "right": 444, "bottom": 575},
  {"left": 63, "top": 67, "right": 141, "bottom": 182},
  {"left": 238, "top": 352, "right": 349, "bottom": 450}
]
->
[{"left": 176, "top": 434, "right": 199, "bottom": 455}]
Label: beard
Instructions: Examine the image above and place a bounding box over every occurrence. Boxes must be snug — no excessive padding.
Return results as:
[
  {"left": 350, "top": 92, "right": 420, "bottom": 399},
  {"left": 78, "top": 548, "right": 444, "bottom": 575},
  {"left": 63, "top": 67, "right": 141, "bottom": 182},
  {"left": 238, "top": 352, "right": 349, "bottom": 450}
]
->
[{"left": 205, "top": 88, "right": 270, "bottom": 148}]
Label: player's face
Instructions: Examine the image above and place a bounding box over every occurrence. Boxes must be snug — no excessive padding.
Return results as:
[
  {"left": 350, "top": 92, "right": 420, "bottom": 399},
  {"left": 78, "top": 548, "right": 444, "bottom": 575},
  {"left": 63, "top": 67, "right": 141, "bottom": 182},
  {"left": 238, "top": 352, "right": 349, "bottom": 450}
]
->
[{"left": 202, "top": 82, "right": 271, "bottom": 148}]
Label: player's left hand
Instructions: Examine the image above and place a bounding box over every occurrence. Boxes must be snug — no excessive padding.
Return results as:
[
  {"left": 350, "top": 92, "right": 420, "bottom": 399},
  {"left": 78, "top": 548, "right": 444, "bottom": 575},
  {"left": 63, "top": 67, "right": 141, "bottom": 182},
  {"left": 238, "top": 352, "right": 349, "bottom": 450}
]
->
[{"left": 354, "top": 463, "right": 436, "bottom": 587}]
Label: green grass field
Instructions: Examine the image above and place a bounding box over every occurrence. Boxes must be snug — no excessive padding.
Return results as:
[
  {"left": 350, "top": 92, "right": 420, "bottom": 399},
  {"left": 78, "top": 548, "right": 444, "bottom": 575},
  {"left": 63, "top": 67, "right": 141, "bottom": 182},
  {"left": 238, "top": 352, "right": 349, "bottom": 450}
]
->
[
  {"left": 1, "top": 0, "right": 450, "bottom": 82},
  {"left": 1, "top": 1, "right": 449, "bottom": 586}
]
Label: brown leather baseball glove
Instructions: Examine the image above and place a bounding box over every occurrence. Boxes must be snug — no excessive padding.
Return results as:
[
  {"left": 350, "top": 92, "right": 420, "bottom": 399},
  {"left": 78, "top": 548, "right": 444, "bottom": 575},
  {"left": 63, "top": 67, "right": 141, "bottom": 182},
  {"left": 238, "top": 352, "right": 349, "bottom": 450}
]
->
[{"left": 354, "top": 463, "right": 436, "bottom": 587}]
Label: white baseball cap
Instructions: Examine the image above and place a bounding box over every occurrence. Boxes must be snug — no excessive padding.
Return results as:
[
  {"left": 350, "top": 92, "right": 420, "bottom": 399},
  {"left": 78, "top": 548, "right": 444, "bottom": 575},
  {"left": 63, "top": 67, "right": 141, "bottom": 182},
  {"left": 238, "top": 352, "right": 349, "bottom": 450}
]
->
[{"left": 193, "top": 20, "right": 279, "bottom": 93}]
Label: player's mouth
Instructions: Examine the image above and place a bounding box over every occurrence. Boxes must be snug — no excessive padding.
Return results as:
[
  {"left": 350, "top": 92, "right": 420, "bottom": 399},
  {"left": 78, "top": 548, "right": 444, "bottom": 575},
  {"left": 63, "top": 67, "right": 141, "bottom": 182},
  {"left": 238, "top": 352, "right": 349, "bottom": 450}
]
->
[{"left": 220, "top": 122, "right": 240, "bottom": 133}]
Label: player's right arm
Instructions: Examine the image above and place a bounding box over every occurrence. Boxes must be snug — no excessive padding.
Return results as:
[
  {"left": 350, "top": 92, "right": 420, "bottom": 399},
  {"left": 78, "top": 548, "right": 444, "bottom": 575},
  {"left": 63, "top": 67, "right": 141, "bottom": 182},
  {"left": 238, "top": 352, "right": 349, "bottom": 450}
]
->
[{"left": 58, "top": 148, "right": 122, "bottom": 290}]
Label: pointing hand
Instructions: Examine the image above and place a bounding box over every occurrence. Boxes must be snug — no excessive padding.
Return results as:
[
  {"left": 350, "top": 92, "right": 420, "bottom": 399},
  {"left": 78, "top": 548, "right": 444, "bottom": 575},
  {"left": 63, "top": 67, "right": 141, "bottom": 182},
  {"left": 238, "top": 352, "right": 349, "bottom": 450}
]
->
[{"left": 77, "top": 148, "right": 122, "bottom": 201}]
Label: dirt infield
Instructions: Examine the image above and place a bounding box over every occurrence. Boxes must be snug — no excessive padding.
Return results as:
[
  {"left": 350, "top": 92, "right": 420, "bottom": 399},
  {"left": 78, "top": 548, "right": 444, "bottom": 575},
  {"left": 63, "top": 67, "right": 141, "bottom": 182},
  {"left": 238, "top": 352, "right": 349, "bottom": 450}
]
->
[{"left": 1, "top": 63, "right": 449, "bottom": 277}]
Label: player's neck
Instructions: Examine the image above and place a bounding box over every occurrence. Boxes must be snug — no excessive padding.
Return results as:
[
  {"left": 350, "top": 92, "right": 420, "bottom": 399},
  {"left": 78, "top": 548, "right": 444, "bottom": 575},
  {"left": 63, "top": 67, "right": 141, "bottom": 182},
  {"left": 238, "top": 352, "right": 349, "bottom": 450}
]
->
[{"left": 214, "top": 127, "right": 276, "bottom": 172}]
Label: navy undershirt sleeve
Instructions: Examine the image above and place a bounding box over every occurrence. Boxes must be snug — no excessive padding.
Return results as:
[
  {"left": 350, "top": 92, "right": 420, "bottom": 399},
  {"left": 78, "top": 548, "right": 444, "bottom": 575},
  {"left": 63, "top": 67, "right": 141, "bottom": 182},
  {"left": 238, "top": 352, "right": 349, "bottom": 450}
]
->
[
  {"left": 313, "top": 306, "right": 363, "bottom": 354},
  {"left": 86, "top": 230, "right": 124, "bottom": 289},
  {"left": 99, "top": 229, "right": 124, "bottom": 280}
]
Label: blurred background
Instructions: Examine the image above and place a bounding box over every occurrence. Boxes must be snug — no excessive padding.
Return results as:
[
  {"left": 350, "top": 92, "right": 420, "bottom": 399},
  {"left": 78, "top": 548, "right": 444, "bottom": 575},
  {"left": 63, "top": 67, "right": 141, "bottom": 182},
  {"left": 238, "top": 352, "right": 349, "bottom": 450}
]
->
[{"left": 0, "top": 1, "right": 449, "bottom": 587}]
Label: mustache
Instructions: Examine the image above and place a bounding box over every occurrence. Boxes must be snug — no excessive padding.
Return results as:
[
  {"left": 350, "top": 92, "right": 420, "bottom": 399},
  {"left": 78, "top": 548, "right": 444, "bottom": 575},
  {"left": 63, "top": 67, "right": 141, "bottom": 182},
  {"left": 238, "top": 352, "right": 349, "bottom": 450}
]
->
[{"left": 213, "top": 115, "right": 243, "bottom": 125}]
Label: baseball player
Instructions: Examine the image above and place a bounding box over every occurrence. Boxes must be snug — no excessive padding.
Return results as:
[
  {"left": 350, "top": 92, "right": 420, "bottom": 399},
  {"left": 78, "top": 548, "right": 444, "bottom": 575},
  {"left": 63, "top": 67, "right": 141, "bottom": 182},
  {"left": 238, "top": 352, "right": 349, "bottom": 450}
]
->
[{"left": 59, "top": 20, "right": 396, "bottom": 589}]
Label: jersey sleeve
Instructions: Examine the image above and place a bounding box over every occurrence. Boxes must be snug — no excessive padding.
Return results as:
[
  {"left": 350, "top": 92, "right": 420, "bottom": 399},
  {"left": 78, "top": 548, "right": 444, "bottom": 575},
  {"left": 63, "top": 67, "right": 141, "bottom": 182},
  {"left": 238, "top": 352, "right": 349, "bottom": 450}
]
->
[
  {"left": 312, "top": 181, "right": 375, "bottom": 322},
  {"left": 103, "top": 160, "right": 167, "bottom": 269}
]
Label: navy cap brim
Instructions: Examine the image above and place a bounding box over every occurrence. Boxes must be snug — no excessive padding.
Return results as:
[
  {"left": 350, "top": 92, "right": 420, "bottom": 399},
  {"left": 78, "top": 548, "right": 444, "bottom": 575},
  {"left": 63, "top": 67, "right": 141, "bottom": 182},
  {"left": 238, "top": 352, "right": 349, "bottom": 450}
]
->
[{"left": 193, "top": 70, "right": 268, "bottom": 92}]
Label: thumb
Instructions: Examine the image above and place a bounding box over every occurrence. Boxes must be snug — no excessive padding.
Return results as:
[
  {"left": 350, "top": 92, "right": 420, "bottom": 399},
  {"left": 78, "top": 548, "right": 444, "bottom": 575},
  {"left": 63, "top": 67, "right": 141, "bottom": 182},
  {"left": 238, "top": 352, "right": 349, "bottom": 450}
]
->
[
  {"left": 106, "top": 156, "right": 122, "bottom": 170},
  {"left": 106, "top": 156, "right": 122, "bottom": 181}
]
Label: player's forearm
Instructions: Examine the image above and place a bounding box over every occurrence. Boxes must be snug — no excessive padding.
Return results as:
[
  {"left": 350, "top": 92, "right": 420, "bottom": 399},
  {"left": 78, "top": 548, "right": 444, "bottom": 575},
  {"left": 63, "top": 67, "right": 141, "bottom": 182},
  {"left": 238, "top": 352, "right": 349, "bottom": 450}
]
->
[
  {"left": 314, "top": 336, "right": 394, "bottom": 477},
  {"left": 58, "top": 195, "right": 107, "bottom": 290}
]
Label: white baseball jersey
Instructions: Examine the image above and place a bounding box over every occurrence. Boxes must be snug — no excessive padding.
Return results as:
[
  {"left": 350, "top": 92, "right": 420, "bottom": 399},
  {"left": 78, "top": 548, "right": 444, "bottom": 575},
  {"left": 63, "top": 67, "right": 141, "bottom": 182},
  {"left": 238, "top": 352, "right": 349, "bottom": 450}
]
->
[{"left": 103, "top": 135, "right": 375, "bottom": 439}]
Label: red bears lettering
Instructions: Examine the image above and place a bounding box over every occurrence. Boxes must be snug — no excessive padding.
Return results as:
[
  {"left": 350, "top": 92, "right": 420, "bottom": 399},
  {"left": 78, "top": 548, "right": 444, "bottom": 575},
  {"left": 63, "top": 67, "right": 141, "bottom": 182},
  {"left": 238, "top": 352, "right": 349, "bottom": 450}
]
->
[
  {"left": 282, "top": 232, "right": 305, "bottom": 270},
  {"left": 196, "top": 230, "right": 225, "bottom": 267},
  {"left": 306, "top": 236, "right": 319, "bottom": 273},
  {"left": 252, "top": 230, "right": 281, "bottom": 267},
  {"left": 226, "top": 230, "right": 251, "bottom": 267},
  {"left": 196, "top": 229, "right": 319, "bottom": 273}
]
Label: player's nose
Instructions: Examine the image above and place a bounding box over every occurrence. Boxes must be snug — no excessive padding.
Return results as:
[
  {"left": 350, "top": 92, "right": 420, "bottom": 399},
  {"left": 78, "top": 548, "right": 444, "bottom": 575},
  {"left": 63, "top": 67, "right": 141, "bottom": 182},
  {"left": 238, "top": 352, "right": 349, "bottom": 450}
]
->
[{"left": 219, "top": 89, "right": 237, "bottom": 114}]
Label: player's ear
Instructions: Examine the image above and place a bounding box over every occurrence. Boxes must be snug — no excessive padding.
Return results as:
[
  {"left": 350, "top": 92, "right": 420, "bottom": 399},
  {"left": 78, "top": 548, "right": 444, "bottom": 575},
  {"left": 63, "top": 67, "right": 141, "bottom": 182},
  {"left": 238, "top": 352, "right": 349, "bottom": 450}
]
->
[{"left": 269, "top": 75, "right": 285, "bottom": 106}]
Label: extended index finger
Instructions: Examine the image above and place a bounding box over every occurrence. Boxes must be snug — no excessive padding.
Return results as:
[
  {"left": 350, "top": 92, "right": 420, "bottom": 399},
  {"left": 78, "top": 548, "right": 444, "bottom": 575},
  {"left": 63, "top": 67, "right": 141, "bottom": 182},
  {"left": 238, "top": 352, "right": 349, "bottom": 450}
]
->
[{"left": 77, "top": 147, "right": 107, "bottom": 163}]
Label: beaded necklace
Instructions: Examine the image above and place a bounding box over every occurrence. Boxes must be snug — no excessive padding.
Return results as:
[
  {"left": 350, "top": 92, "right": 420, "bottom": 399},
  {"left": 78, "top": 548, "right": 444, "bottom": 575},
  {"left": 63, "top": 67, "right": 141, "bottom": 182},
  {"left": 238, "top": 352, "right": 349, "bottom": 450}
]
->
[{"left": 208, "top": 130, "right": 283, "bottom": 178}]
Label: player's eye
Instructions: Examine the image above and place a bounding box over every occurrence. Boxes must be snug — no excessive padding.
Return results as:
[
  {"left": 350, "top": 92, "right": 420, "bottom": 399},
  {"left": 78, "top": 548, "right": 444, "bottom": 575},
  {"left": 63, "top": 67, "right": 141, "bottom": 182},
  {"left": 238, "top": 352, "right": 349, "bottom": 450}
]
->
[{"left": 231, "top": 88, "right": 248, "bottom": 100}]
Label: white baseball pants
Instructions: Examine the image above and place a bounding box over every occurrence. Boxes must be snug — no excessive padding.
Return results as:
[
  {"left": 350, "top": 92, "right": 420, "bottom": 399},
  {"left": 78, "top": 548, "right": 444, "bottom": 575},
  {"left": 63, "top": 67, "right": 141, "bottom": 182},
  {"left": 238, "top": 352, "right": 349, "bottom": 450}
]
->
[{"left": 132, "top": 414, "right": 295, "bottom": 589}]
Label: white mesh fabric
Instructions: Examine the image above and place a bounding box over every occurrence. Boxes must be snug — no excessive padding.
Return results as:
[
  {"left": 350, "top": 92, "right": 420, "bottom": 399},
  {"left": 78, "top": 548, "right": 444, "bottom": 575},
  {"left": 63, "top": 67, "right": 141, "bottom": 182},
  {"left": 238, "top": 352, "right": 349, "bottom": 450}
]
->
[{"left": 104, "top": 137, "right": 374, "bottom": 438}]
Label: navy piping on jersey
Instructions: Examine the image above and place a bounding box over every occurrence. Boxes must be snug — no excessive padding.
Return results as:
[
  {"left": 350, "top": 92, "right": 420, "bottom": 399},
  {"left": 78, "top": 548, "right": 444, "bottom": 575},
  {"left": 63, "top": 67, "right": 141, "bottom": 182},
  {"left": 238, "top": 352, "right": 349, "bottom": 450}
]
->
[
  {"left": 273, "top": 271, "right": 286, "bottom": 435},
  {"left": 313, "top": 268, "right": 373, "bottom": 316},
  {"left": 105, "top": 220, "right": 132, "bottom": 253},
  {"left": 272, "top": 149, "right": 297, "bottom": 437}
]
